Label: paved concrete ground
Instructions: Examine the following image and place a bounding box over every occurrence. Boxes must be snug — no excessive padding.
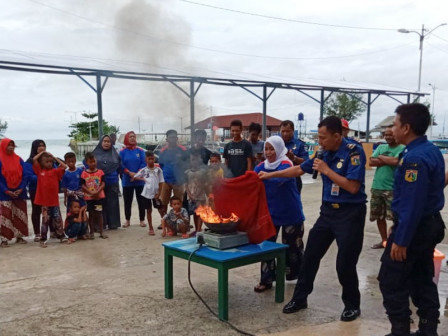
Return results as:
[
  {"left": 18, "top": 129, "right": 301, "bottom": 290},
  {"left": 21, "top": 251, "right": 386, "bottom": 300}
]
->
[{"left": 0, "top": 170, "right": 447, "bottom": 335}]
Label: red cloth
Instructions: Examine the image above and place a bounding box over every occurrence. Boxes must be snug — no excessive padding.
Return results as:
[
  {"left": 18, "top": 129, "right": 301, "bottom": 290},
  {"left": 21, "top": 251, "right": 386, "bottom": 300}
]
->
[
  {"left": 124, "top": 131, "right": 137, "bottom": 150},
  {"left": 0, "top": 138, "right": 22, "bottom": 189},
  {"left": 213, "top": 171, "right": 275, "bottom": 244},
  {"left": 33, "top": 163, "right": 65, "bottom": 206}
]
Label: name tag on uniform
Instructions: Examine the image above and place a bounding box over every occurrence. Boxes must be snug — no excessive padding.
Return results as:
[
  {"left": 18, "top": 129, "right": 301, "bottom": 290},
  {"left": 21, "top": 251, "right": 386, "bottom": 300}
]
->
[{"left": 331, "top": 183, "right": 340, "bottom": 196}]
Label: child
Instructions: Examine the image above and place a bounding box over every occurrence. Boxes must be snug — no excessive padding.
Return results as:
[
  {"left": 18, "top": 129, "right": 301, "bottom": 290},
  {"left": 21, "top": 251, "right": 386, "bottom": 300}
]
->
[
  {"left": 33, "top": 151, "right": 68, "bottom": 247},
  {"left": 161, "top": 196, "right": 189, "bottom": 238},
  {"left": 64, "top": 200, "right": 88, "bottom": 243},
  {"left": 133, "top": 150, "right": 165, "bottom": 235},
  {"left": 209, "top": 152, "right": 224, "bottom": 179},
  {"left": 185, "top": 149, "right": 208, "bottom": 235},
  {"left": 223, "top": 119, "right": 253, "bottom": 177},
  {"left": 61, "top": 152, "right": 85, "bottom": 213},
  {"left": 81, "top": 152, "right": 107, "bottom": 239}
]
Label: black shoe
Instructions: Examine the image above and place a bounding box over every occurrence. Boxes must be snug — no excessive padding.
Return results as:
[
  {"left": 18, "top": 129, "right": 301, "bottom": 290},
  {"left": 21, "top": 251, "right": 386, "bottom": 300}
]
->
[
  {"left": 282, "top": 300, "right": 308, "bottom": 314},
  {"left": 340, "top": 308, "right": 361, "bottom": 322},
  {"left": 157, "top": 225, "right": 162, "bottom": 230}
]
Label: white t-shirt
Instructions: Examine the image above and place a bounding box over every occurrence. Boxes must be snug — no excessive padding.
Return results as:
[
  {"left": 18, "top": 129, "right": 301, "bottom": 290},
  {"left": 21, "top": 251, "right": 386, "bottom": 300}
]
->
[{"left": 134, "top": 166, "right": 165, "bottom": 199}]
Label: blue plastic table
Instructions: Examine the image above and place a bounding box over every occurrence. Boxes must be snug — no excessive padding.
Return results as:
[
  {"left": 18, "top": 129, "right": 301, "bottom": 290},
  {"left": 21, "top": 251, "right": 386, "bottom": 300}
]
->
[{"left": 163, "top": 238, "right": 287, "bottom": 321}]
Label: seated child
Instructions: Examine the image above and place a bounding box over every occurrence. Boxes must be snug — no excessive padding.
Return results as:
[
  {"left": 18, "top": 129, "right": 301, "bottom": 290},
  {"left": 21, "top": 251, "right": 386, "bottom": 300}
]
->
[
  {"left": 33, "top": 150, "right": 68, "bottom": 247},
  {"left": 133, "top": 150, "right": 165, "bottom": 236},
  {"left": 62, "top": 152, "right": 85, "bottom": 212},
  {"left": 185, "top": 149, "right": 208, "bottom": 235},
  {"left": 64, "top": 200, "right": 88, "bottom": 243},
  {"left": 81, "top": 152, "right": 107, "bottom": 239},
  {"left": 161, "top": 196, "right": 189, "bottom": 238}
]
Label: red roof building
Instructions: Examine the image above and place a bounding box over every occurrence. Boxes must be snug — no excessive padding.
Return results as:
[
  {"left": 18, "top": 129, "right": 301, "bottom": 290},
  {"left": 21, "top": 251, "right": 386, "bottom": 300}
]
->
[{"left": 187, "top": 112, "right": 284, "bottom": 139}]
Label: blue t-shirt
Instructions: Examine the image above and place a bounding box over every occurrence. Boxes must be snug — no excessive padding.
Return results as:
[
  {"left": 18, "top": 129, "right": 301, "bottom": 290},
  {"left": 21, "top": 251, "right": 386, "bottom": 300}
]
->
[
  {"left": 301, "top": 138, "right": 366, "bottom": 204},
  {"left": 159, "top": 145, "right": 188, "bottom": 184},
  {"left": 120, "top": 147, "right": 146, "bottom": 187},
  {"left": 254, "top": 160, "right": 305, "bottom": 226},
  {"left": 392, "top": 136, "right": 445, "bottom": 246},
  {"left": 61, "top": 167, "right": 84, "bottom": 191}
]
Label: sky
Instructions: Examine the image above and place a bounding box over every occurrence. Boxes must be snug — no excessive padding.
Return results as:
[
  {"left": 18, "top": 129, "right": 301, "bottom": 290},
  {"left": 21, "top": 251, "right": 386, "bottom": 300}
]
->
[{"left": 0, "top": 0, "right": 447, "bottom": 140}]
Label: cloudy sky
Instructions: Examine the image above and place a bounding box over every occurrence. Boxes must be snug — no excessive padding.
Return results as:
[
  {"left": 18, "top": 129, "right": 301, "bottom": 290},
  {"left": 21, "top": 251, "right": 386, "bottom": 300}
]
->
[{"left": 0, "top": 0, "right": 447, "bottom": 139}]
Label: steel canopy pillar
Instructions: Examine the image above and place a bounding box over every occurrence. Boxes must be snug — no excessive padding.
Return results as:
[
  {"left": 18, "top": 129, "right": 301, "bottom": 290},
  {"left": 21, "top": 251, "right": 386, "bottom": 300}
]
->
[
  {"left": 262, "top": 85, "right": 267, "bottom": 140},
  {"left": 190, "top": 80, "right": 195, "bottom": 142},
  {"left": 96, "top": 74, "right": 104, "bottom": 139},
  {"left": 320, "top": 90, "right": 325, "bottom": 121},
  {"left": 366, "top": 93, "right": 371, "bottom": 142}
]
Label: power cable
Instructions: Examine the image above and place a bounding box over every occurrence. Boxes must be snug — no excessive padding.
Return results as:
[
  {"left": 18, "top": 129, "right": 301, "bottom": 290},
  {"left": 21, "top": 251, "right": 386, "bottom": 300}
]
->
[
  {"left": 24, "top": 0, "right": 409, "bottom": 61},
  {"left": 187, "top": 245, "right": 256, "bottom": 336},
  {"left": 179, "top": 0, "right": 400, "bottom": 31}
]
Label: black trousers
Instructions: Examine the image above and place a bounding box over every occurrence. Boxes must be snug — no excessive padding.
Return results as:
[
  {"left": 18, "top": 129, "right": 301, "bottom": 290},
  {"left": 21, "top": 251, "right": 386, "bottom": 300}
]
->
[
  {"left": 378, "top": 213, "right": 445, "bottom": 321},
  {"left": 122, "top": 185, "right": 145, "bottom": 221},
  {"left": 291, "top": 202, "right": 366, "bottom": 310}
]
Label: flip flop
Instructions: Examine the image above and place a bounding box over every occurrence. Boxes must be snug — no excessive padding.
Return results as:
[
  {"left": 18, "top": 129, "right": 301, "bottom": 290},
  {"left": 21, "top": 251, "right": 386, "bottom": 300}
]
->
[
  {"left": 254, "top": 283, "right": 273, "bottom": 293},
  {"left": 123, "top": 221, "right": 130, "bottom": 228},
  {"left": 140, "top": 222, "right": 147, "bottom": 227},
  {"left": 371, "top": 242, "right": 385, "bottom": 249},
  {"left": 148, "top": 229, "right": 155, "bottom": 236}
]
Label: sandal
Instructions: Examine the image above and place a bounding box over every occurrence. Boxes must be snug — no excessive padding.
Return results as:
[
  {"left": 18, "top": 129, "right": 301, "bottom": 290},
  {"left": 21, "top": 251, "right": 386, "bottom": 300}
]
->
[
  {"left": 34, "top": 234, "right": 41, "bottom": 242},
  {"left": 99, "top": 234, "right": 108, "bottom": 239},
  {"left": 40, "top": 241, "right": 47, "bottom": 248},
  {"left": 371, "top": 242, "right": 386, "bottom": 249},
  {"left": 1, "top": 240, "right": 9, "bottom": 248},
  {"left": 148, "top": 229, "right": 155, "bottom": 236},
  {"left": 123, "top": 221, "right": 130, "bottom": 228},
  {"left": 16, "top": 237, "right": 28, "bottom": 244},
  {"left": 60, "top": 237, "right": 69, "bottom": 244},
  {"left": 254, "top": 283, "right": 273, "bottom": 293},
  {"left": 181, "top": 233, "right": 189, "bottom": 239},
  {"left": 89, "top": 234, "right": 95, "bottom": 240},
  {"left": 67, "top": 238, "right": 76, "bottom": 244},
  {"left": 140, "top": 222, "right": 147, "bottom": 227}
]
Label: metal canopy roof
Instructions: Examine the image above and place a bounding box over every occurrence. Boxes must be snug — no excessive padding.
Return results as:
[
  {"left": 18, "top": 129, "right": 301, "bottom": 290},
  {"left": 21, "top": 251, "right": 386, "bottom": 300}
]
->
[{"left": 0, "top": 59, "right": 426, "bottom": 141}]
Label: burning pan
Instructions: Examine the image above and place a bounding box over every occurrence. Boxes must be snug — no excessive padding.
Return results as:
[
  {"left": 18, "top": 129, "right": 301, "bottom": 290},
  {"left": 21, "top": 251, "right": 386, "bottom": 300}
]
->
[{"left": 204, "top": 221, "right": 239, "bottom": 234}]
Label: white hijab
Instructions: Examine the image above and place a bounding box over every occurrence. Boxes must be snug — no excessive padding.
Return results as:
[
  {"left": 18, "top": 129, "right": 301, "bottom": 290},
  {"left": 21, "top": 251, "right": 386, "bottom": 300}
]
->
[{"left": 264, "top": 135, "right": 292, "bottom": 170}]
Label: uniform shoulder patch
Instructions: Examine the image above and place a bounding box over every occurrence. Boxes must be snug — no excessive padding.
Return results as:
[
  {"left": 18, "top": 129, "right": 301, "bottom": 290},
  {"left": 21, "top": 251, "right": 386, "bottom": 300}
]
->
[
  {"left": 350, "top": 155, "right": 361, "bottom": 166},
  {"left": 346, "top": 143, "right": 356, "bottom": 150},
  {"left": 404, "top": 169, "right": 418, "bottom": 182}
]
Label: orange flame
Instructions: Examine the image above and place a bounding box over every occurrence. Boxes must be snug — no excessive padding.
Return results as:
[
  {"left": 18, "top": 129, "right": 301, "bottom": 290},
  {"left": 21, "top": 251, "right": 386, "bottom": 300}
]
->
[{"left": 195, "top": 205, "right": 239, "bottom": 224}]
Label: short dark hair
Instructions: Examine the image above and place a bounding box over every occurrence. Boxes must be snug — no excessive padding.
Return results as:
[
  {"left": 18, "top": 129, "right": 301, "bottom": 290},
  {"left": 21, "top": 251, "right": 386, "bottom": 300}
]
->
[
  {"left": 39, "top": 152, "right": 52, "bottom": 164},
  {"left": 84, "top": 152, "right": 95, "bottom": 161},
  {"left": 194, "top": 129, "right": 207, "bottom": 139},
  {"left": 70, "top": 200, "right": 80, "bottom": 208},
  {"left": 166, "top": 129, "right": 177, "bottom": 137},
  {"left": 248, "top": 122, "right": 262, "bottom": 134},
  {"left": 395, "top": 103, "right": 430, "bottom": 136},
  {"left": 230, "top": 119, "right": 242, "bottom": 128},
  {"left": 145, "top": 150, "right": 154, "bottom": 157},
  {"left": 210, "top": 152, "right": 221, "bottom": 160},
  {"left": 170, "top": 196, "right": 181, "bottom": 204},
  {"left": 64, "top": 152, "right": 76, "bottom": 160},
  {"left": 280, "top": 120, "right": 294, "bottom": 129},
  {"left": 318, "top": 116, "right": 342, "bottom": 134}
]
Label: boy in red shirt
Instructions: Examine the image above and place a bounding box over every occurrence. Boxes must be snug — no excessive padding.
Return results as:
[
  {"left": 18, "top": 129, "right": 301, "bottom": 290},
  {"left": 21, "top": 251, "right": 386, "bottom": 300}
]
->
[
  {"left": 33, "top": 151, "right": 67, "bottom": 247},
  {"left": 81, "top": 152, "right": 107, "bottom": 239}
]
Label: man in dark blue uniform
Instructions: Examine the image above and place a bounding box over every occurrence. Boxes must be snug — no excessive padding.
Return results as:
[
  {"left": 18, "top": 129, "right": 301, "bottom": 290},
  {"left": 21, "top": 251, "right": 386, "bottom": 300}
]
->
[
  {"left": 280, "top": 120, "right": 309, "bottom": 193},
  {"left": 260, "top": 116, "right": 366, "bottom": 321},
  {"left": 379, "top": 103, "right": 445, "bottom": 336}
]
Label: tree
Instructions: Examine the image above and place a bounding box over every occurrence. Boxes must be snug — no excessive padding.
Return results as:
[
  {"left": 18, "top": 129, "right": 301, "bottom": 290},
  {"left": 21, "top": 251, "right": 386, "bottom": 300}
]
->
[
  {"left": 0, "top": 119, "right": 7, "bottom": 137},
  {"left": 68, "top": 113, "right": 120, "bottom": 142},
  {"left": 323, "top": 93, "right": 366, "bottom": 122}
]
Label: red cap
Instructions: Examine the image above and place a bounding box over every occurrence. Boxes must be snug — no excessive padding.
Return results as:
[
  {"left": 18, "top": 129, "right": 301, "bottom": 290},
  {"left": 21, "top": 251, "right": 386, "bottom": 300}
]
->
[{"left": 341, "top": 119, "right": 349, "bottom": 129}]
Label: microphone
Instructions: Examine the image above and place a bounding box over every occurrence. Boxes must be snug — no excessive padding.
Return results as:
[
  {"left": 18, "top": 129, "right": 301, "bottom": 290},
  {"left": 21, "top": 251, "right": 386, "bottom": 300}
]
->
[{"left": 312, "top": 147, "right": 324, "bottom": 179}]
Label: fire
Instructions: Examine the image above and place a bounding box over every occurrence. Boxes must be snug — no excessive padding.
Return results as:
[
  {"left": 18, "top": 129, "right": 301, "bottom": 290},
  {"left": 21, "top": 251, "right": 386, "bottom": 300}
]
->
[{"left": 195, "top": 205, "right": 239, "bottom": 224}]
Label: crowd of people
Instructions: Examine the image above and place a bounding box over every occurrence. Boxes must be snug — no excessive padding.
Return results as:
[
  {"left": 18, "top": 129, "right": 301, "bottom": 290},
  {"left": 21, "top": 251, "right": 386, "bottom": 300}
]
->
[{"left": 0, "top": 103, "right": 445, "bottom": 335}]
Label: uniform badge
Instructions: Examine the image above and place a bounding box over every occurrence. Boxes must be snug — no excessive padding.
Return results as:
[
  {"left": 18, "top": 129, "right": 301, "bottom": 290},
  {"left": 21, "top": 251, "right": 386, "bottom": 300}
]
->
[
  {"left": 350, "top": 155, "right": 360, "bottom": 166},
  {"left": 347, "top": 143, "right": 356, "bottom": 149},
  {"left": 405, "top": 170, "right": 418, "bottom": 182},
  {"left": 399, "top": 158, "right": 403, "bottom": 166},
  {"left": 336, "top": 162, "right": 343, "bottom": 169}
]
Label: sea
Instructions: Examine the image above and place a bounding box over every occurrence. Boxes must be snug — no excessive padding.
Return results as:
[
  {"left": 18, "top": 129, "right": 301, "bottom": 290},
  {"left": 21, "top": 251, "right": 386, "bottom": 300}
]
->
[{"left": 14, "top": 139, "right": 74, "bottom": 161}]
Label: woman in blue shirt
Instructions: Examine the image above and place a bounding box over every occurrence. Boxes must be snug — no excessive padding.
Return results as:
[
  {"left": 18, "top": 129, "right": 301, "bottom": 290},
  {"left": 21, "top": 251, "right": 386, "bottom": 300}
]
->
[
  {"left": 119, "top": 131, "right": 146, "bottom": 227},
  {"left": 254, "top": 135, "right": 305, "bottom": 292},
  {"left": 93, "top": 135, "right": 122, "bottom": 230}
]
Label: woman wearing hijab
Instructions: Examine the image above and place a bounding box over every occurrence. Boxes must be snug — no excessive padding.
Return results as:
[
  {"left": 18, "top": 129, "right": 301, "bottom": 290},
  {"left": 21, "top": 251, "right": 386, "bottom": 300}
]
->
[
  {"left": 253, "top": 135, "right": 306, "bottom": 292},
  {"left": 26, "top": 139, "right": 47, "bottom": 241},
  {"left": 93, "top": 135, "right": 122, "bottom": 230},
  {"left": 119, "top": 131, "right": 146, "bottom": 227},
  {"left": 0, "top": 138, "right": 29, "bottom": 246}
]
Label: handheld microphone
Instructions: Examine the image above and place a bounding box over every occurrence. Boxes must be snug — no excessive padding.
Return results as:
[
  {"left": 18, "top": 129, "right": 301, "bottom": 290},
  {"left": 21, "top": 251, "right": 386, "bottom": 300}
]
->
[{"left": 312, "top": 147, "right": 324, "bottom": 179}]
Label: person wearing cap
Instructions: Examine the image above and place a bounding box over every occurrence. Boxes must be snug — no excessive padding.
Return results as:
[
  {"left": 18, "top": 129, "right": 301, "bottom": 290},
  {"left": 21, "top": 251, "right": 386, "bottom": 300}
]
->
[
  {"left": 259, "top": 116, "right": 366, "bottom": 322},
  {"left": 378, "top": 103, "right": 445, "bottom": 336},
  {"left": 280, "top": 120, "right": 309, "bottom": 193},
  {"left": 341, "top": 118, "right": 360, "bottom": 145}
]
